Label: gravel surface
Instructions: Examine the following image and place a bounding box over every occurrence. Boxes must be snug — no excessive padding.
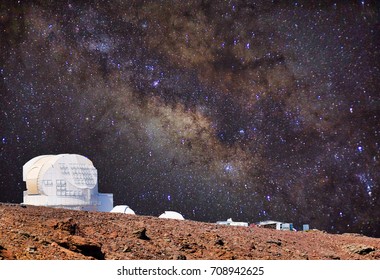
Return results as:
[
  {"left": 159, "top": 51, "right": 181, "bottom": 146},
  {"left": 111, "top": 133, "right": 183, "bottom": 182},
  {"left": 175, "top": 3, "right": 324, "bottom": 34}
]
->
[{"left": 0, "top": 203, "right": 379, "bottom": 260}]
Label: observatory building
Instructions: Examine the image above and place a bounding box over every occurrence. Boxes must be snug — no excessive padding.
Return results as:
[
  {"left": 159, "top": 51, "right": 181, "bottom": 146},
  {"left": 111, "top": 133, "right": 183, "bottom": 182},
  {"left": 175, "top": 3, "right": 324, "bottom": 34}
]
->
[
  {"left": 111, "top": 205, "right": 136, "bottom": 215},
  {"left": 256, "top": 220, "right": 294, "bottom": 231},
  {"left": 216, "top": 218, "right": 248, "bottom": 227},
  {"left": 22, "top": 154, "right": 113, "bottom": 212},
  {"left": 159, "top": 211, "right": 185, "bottom": 220}
]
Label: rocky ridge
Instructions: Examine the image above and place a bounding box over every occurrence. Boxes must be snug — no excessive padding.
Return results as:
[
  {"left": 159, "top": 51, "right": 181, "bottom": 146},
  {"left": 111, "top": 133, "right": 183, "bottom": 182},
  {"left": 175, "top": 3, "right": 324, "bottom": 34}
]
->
[{"left": 0, "top": 203, "right": 379, "bottom": 260}]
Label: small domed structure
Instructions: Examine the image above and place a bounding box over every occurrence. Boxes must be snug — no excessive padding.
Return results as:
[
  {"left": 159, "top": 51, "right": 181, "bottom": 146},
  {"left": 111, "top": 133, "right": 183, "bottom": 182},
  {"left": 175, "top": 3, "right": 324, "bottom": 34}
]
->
[
  {"left": 110, "top": 205, "right": 135, "bottom": 215},
  {"left": 159, "top": 211, "right": 184, "bottom": 220}
]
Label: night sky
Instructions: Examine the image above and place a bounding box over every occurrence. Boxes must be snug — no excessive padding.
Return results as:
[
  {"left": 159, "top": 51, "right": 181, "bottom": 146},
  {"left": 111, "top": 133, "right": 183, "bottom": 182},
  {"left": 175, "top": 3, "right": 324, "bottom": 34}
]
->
[{"left": 1, "top": 1, "right": 379, "bottom": 237}]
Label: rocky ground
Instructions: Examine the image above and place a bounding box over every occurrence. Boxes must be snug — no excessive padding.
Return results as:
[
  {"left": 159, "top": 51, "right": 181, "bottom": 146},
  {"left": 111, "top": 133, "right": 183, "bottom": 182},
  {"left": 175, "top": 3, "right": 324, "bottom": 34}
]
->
[{"left": 0, "top": 203, "right": 379, "bottom": 260}]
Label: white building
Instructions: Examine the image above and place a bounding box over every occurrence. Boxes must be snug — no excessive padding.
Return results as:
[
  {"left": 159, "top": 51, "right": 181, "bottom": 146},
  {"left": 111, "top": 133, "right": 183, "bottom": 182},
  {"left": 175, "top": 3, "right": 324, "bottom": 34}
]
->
[
  {"left": 111, "top": 205, "right": 136, "bottom": 215},
  {"left": 216, "top": 218, "right": 249, "bottom": 227},
  {"left": 257, "top": 220, "right": 294, "bottom": 231},
  {"left": 22, "top": 154, "right": 113, "bottom": 211},
  {"left": 159, "top": 211, "right": 185, "bottom": 220}
]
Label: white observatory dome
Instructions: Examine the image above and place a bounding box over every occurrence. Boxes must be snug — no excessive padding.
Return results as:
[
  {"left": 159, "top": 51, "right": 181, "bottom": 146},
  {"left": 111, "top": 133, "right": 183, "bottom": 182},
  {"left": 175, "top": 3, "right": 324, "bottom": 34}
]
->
[
  {"left": 110, "top": 205, "right": 136, "bottom": 215},
  {"left": 159, "top": 211, "right": 185, "bottom": 220},
  {"left": 22, "top": 154, "right": 113, "bottom": 211}
]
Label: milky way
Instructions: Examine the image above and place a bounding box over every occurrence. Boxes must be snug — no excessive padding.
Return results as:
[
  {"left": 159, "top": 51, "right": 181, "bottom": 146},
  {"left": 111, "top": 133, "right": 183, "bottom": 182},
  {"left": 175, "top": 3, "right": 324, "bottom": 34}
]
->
[{"left": 1, "top": 1, "right": 379, "bottom": 237}]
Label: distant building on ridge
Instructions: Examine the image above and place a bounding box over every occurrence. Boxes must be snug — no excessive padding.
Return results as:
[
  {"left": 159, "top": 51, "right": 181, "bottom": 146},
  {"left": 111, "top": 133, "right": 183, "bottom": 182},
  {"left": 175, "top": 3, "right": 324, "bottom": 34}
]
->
[
  {"left": 159, "top": 211, "right": 185, "bottom": 220},
  {"left": 111, "top": 205, "right": 136, "bottom": 215},
  {"left": 257, "top": 220, "right": 294, "bottom": 231},
  {"left": 216, "top": 218, "right": 249, "bottom": 227}
]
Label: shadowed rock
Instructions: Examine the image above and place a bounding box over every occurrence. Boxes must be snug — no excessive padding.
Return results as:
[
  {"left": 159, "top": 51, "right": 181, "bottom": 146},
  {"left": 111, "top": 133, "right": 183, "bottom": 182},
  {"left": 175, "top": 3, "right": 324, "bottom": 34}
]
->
[
  {"left": 266, "top": 240, "right": 282, "bottom": 246},
  {"left": 345, "top": 244, "right": 375, "bottom": 255},
  {"left": 57, "top": 236, "right": 105, "bottom": 260},
  {"left": 133, "top": 228, "right": 150, "bottom": 240}
]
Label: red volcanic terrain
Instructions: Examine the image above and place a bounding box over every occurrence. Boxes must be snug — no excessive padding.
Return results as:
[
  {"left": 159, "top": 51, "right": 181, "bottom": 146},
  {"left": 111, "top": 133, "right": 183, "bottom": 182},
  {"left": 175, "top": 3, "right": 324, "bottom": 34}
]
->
[{"left": 0, "top": 203, "right": 379, "bottom": 260}]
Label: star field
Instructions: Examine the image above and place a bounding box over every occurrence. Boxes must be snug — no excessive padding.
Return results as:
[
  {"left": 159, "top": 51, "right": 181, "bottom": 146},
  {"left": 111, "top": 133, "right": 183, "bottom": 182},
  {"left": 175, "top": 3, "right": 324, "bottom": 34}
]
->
[{"left": 0, "top": 1, "right": 379, "bottom": 237}]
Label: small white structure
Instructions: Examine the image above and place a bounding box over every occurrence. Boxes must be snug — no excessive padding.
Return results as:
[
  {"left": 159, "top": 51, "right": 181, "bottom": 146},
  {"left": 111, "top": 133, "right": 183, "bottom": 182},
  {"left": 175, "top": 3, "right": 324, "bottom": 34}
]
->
[
  {"left": 111, "top": 205, "right": 135, "bottom": 215},
  {"left": 216, "top": 218, "right": 248, "bottom": 227},
  {"left": 22, "top": 154, "right": 113, "bottom": 212},
  {"left": 257, "top": 220, "right": 293, "bottom": 231},
  {"left": 159, "top": 211, "right": 185, "bottom": 220}
]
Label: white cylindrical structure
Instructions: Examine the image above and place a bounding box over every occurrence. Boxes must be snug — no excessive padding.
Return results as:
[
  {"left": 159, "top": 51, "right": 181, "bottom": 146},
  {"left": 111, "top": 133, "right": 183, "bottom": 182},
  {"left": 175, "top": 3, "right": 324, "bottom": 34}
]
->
[{"left": 22, "top": 154, "right": 113, "bottom": 211}]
